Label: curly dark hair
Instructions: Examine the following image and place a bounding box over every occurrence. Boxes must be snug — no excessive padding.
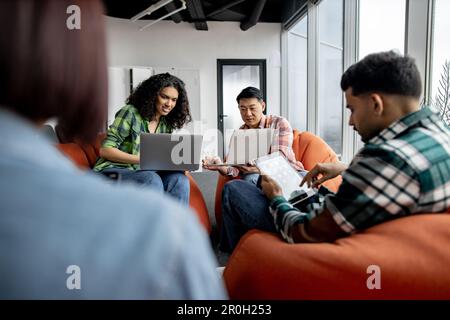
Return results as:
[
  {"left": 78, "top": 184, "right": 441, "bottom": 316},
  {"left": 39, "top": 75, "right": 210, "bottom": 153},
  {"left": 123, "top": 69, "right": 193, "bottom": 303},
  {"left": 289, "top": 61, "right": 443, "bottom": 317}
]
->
[
  {"left": 341, "top": 50, "right": 422, "bottom": 98},
  {"left": 126, "top": 73, "right": 192, "bottom": 130}
]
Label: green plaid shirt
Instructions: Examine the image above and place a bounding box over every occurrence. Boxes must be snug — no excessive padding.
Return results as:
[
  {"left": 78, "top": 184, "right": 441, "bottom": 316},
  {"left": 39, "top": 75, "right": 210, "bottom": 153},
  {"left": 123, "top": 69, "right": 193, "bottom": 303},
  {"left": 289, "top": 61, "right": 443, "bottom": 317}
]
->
[
  {"left": 93, "top": 104, "right": 172, "bottom": 172},
  {"left": 270, "top": 108, "right": 450, "bottom": 242}
]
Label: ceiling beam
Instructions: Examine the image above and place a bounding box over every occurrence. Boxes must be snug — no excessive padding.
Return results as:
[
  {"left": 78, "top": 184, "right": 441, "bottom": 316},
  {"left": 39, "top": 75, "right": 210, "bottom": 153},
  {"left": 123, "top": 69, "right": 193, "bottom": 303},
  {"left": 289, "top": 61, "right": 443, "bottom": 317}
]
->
[
  {"left": 240, "top": 0, "right": 267, "bottom": 31},
  {"left": 206, "top": 0, "right": 248, "bottom": 19},
  {"left": 165, "top": 1, "right": 183, "bottom": 23},
  {"left": 186, "top": 0, "right": 208, "bottom": 31}
]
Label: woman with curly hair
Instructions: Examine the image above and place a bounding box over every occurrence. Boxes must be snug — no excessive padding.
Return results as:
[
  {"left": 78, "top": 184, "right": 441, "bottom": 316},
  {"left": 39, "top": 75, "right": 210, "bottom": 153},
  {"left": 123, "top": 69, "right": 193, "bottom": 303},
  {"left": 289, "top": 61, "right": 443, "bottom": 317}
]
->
[{"left": 94, "top": 73, "right": 192, "bottom": 205}]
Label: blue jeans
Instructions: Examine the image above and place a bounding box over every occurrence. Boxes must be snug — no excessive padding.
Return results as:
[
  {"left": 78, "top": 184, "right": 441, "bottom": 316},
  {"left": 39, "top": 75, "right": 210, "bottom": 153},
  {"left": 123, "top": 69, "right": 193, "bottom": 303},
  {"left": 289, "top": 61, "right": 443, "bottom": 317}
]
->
[
  {"left": 241, "top": 173, "right": 260, "bottom": 185},
  {"left": 220, "top": 180, "right": 277, "bottom": 253},
  {"left": 101, "top": 168, "right": 190, "bottom": 206}
]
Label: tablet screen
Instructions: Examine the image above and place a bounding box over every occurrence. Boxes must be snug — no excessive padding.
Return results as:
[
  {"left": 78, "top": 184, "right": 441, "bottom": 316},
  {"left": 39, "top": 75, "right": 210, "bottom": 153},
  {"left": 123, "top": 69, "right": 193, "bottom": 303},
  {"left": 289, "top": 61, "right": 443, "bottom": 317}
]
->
[{"left": 255, "top": 152, "right": 315, "bottom": 200}]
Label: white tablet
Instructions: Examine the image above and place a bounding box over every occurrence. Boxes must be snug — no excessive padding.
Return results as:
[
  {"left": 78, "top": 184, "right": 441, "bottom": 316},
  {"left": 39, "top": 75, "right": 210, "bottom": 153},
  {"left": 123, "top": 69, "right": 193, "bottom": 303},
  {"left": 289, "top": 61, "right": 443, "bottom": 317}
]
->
[{"left": 255, "top": 152, "right": 317, "bottom": 203}]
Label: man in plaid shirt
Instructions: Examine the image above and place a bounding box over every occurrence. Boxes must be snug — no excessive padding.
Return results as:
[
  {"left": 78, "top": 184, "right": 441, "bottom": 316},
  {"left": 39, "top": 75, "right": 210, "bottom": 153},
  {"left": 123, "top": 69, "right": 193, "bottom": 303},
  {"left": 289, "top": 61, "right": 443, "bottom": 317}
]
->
[
  {"left": 219, "top": 51, "right": 450, "bottom": 252},
  {"left": 204, "top": 86, "right": 303, "bottom": 185}
]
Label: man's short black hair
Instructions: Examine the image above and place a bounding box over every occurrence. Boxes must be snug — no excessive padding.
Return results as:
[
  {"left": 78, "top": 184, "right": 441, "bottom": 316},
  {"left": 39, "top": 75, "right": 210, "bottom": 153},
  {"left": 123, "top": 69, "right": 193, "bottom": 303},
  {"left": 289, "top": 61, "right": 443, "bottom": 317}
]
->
[
  {"left": 236, "top": 86, "right": 264, "bottom": 103},
  {"left": 340, "top": 50, "right": 422, "bottom": 98}
]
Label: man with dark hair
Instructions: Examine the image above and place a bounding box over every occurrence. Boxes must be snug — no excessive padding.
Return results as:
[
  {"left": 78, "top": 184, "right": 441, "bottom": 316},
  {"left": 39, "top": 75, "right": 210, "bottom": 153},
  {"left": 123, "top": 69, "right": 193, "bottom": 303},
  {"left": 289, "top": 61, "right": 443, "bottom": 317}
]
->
[
  {"left": 219, "top": 51, "right": 450, "bottom": 252},
  {"left": 203, "top": 87, "right": 304, "bottom": 253},
  {"left": 236, "top": 86, "right": 265, "bottom": 102},
  {"left": 204, "top": 86, "right": 304, "bottom": 184}
]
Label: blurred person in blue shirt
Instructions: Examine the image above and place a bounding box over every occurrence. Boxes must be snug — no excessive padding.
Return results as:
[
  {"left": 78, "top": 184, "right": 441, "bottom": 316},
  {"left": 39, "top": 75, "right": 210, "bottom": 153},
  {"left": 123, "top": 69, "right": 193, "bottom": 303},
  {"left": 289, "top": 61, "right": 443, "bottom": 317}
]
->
[{"left": 0, "top": 0, "right": 226, "bottom": 299}]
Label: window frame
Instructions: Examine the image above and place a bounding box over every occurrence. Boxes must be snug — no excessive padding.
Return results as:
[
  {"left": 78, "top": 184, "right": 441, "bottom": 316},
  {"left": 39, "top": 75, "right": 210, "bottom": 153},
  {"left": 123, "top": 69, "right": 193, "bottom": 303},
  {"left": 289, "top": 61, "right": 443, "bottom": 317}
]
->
[{"left": 282, "top": 0, "right": 435, "bottom": 163}]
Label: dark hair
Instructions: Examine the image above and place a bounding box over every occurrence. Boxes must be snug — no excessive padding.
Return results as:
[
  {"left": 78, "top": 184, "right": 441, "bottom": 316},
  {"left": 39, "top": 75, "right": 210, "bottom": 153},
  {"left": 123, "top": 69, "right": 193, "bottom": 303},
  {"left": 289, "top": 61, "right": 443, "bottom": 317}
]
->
[
  {"left": 340, "top": 51, "right": 422, "bottom": 98},
  {"left": 0, "top": 0, "right": 107, "bottom": 143},
  {"left": 236, "top": 86, "right": 264, "bottom": 103},
  {"left": 126, "top": 73, "right": 191, "bottom": 130}
]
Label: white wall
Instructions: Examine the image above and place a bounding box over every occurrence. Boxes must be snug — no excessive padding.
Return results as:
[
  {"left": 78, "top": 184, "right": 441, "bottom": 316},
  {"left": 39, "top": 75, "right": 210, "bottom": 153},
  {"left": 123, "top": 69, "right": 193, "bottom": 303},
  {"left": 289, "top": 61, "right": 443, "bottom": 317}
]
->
[{"left": 105, "top": 17, "right": 282, "bottom": 139}]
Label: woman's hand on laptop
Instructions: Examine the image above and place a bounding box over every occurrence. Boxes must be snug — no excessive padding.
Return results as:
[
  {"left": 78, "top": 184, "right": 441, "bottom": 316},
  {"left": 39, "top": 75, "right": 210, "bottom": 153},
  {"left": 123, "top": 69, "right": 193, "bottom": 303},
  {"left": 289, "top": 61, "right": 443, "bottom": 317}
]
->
[
  {"left": 202, "top": 156, "right": 228, "bottom": 175},
  {"left": 301, "top": 162, "right": 348, "bottom": 188}
]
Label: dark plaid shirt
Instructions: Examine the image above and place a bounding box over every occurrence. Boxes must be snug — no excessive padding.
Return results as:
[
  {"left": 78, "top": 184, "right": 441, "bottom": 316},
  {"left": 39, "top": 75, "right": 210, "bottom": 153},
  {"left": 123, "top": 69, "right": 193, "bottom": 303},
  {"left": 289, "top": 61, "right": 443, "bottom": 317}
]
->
[{"left": 270, "top": 108, "right": 450, "bottom": 243}]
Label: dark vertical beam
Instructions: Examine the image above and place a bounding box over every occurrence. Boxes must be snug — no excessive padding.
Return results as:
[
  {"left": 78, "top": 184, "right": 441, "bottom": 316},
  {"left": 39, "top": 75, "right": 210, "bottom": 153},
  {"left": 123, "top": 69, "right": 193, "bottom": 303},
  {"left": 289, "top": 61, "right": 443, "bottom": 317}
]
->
[
  {"left": 186, "top": 0, "right": 208, "bottom": 31},
  {"left": 240, "top": 0, "right": 267, "bottom": 31}
]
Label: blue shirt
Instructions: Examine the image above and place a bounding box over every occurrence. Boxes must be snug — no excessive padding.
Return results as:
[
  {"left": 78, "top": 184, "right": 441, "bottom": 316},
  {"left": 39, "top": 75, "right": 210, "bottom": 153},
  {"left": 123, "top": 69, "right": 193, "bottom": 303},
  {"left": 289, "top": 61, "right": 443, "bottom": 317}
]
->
[{"left": 0, "top": 108, "right": 227, "bottom": 299}]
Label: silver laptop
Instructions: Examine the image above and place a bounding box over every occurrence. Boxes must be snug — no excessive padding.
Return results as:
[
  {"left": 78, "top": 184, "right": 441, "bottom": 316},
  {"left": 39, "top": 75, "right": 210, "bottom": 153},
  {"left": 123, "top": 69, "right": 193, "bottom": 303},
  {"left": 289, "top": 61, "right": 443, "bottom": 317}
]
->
[
  {"left": 140, "top": 133, "right": 203, "bottom": 171},
  {"left": 215, "top": 128, "right": 276, "bottom": 166}
]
